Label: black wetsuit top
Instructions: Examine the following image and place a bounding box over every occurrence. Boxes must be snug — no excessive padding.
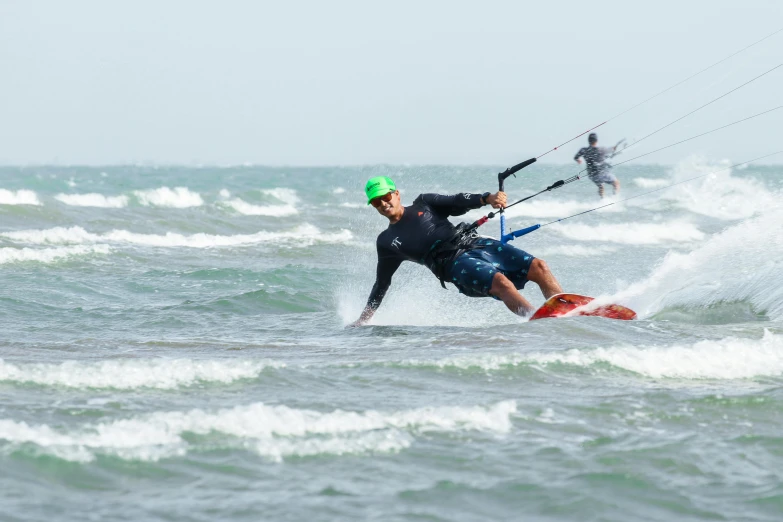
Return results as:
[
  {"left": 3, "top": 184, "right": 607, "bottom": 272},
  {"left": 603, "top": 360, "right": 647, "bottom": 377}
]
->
[
  {"left": 365, "top": 192, "right": 484, "bottom": 310},
  {"left": 574, "top": 146, "right": 614, "bottom": 178}
]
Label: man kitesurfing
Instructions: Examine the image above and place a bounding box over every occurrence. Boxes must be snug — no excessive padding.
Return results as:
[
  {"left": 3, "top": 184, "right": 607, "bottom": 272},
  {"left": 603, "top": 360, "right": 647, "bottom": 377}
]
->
[
  {"left": 348, "top": 176, "right": 565, "bottom": 326},
  {"left": 344, "top": 30, "right": 782, "bottom": 326},
  {"left": 574, "top": 133, "right": 622, "bottom": 198}
]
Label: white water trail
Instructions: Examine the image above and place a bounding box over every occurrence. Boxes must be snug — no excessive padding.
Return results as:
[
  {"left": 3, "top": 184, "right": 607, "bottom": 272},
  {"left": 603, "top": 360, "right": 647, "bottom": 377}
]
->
[{"left": 606, "top": 202, "right": 783, "bottom": 319}]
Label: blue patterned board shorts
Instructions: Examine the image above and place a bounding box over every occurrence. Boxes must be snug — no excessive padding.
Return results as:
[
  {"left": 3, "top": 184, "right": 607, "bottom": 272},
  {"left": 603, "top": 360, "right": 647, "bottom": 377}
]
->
[
  {"left": 446, "top": 238, "right": 535, "bottom": 298},
  {"left": 588, "top": 168, "right": 617, "bottom": 185}
]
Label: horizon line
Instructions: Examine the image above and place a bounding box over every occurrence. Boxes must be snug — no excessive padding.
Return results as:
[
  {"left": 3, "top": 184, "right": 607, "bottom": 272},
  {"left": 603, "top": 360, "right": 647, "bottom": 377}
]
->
[{"left": 1, "top": 160, "right": 778, "bottom": 169}]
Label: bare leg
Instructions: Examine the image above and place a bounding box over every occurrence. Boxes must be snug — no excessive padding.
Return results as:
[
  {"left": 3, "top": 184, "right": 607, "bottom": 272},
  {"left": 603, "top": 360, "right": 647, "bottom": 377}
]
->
[
  {"left": 612, "top": 179, "right": 620, "bottom": 195},
  {"left": 597, "top": 184, "right": 605, "bottom": 198},
  {"left": 489, "top": 273, "right": 535, "bottom": 317},
  {"left": 527, "top": 258, "right": 563, "bottom": 299}
]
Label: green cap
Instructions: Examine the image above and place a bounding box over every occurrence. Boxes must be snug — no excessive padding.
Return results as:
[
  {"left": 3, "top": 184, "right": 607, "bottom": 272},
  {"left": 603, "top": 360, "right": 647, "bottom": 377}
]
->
[{"left": 364, "top": 176, "right": 396, "bottom": 205}]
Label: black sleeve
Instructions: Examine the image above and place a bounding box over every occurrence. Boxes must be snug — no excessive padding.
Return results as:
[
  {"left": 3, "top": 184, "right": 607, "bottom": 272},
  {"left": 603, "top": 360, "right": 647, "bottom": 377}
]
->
[
  {"left": 415, "top": 193, "right": 484, "bottom": 217},
  {"left": 574, "top": 148, "right": 584, "bottom": 161},
  {"left": 365, "top": 246, "right": 403, "bottom": 311}
]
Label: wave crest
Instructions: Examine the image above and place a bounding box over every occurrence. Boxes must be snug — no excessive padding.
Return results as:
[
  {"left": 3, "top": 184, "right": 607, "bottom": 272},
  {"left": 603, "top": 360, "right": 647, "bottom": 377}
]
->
[
  {"left": 1, "top": 224, "right": 352, "bottom": 248},
  {"left": 0, "top": 400, "right": 517, "bottom": 462},
  {"left": 133, "top": 187, "right": 203, "bottom": 208},
  {"left": 0, "top": 189, "right": 40, "bottom": 206},
  {"left": 0, "top": 358, "right": 283, "bottom": 389},
  {"left": 526, "top": 329, "right": 783, "bottom": 379},
  {"left": 55, "top": 193, "right": 129, "bottom": 208},
  {"left": 222, "top": 198, "right": 298, "bottom": 217},
  {"left": 551, "top": 221, "right": 704, "bottom": 245},
  {"left": 0, "top": 245, "right": 110, "bottom": 264}
]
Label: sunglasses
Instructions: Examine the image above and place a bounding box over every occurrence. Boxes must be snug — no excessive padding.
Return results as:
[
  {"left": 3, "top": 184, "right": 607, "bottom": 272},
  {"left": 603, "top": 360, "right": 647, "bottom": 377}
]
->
[{"left": 370, "top": 191, "right": 394, "bottom": 208}]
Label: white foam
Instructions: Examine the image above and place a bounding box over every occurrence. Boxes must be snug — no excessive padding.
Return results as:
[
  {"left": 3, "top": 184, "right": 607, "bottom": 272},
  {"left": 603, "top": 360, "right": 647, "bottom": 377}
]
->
[
  {"left": 133, "top": 187, "right": 203, "bottom": 208},
  {"left": 55, "top": 193, "right": 129, "bottom": 208},
  {"left": 550, "top": 221, "right": 704, "bottom": 245},
  {"left": 332, "top": 187, "right": 346, "bottom": 194},
  {"left": 536, "top": 244, "right": 618, "bottom": 257},
  {"left": 633, "top": 177, "right": 670, "bottom": 188},
  {"left": 261, "top": 188, "right": 300, "bottom": 205},
  {"left": 663, "top": 156, "right": 776, "bottom": 219},
  {"left": 249, "top": 431, "right": 412, "bottom": 461},
  {"left": 2, "top": 226, "right": 96, "bottom": 245},
  {"left": 0, "top": 189, "right": 41, "bottom": 206},
  {"left": 222, "top": 198, "right": 298, "bottom": 217},
  {"left": 0, "top": 245, "right": 110, "bottom": 264},
  {"left": 0, "top": 358, "right": 282, "bottom": 389},
  {"left": 404, "top": 354, "right": 528, "bottom": 371},
  {"left": 219, "top": 189, "right": 231, "bottom": 198},
  {"left": 405, "top": 330, "right": 783, "bottom": 380},
  {"left": 339, "top": 202, "right": 365, "bottom": 208},
  {"left": 462, "top": 199, "right": 623, "bottom": 222},
  {"left": 0, "top": 400, "right": 516, "bottom": 462},
  {"left": 504, "top": 199, "right": 623, "bottom": 218},
  {"left": 611, "top": 203, "right": 783, "bottom": 319},
  {"left": 525, "top": 329, "right": 783, "bottom": 379},
  {"left": 1, "top": 224, "right": 352, "bottom": 248}
]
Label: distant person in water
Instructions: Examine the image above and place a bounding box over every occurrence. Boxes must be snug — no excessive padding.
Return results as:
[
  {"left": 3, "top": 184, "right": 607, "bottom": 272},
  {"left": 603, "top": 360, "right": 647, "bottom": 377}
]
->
[
  {"left": 574, "top": 133, "right": 621, "bottom": 198},
  {"left": 348, "top": 176, "right": 565, "bottom": 327}
]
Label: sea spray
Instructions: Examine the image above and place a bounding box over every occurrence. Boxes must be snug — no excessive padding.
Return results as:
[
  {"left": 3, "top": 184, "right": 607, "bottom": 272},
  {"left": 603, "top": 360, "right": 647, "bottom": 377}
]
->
[{"left": 611, "top": 203, "right": 783, "bottom": 319}]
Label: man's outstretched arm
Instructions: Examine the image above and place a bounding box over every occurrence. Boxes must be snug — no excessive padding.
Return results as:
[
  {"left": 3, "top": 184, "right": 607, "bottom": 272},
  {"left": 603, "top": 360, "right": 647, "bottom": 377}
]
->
[
  {"left": 417, "top": 192, "right": 505, "bottom": 217},
  {"left": 348, "top": 281, "right": 387, "bottom": 327},
  {"left": 348, "top": 253, "right": 402, "bottom": 327}
]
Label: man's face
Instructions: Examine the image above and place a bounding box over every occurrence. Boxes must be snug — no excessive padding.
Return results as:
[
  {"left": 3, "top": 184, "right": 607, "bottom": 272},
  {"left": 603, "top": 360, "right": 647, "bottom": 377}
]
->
[{"left": 371, "top": 190, "right": 400, "bottom": 218}]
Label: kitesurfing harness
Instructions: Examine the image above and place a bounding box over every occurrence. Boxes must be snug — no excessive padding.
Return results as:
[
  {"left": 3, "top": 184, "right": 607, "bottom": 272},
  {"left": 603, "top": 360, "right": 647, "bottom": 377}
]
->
[{"left": 423, "top": 158, "right": 538, "bottom": 288}]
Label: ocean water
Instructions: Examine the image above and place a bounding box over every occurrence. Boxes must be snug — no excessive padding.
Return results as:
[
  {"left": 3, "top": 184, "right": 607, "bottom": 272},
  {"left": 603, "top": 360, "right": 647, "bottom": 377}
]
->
[{"left": 1, "top": 159, "right": 781, "bottom": 521}]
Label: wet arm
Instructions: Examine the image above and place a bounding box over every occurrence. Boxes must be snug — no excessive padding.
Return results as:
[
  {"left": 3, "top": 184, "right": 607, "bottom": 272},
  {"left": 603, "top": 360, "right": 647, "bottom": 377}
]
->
[
  {"left": 417, "top": 193, "right": 484, "bottom": 217},
  {"left": 349, "top": 253, "right": 402, "bottom": 326}
]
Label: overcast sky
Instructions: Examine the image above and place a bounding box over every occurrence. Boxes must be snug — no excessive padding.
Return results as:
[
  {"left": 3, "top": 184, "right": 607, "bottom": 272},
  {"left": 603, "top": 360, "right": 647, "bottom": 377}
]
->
[{"left": 1, "top": 0, "right": 781, "bottom": 165}]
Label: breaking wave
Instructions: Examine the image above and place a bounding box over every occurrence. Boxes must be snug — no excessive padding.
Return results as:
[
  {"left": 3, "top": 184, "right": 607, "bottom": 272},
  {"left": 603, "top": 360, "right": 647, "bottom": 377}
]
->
[
  {"left": 55, "top": 193, "right": 129, "bottom": 208},
  {"left": 662, "top": 157, "right": 776, "bottom": 220},
  {"left": 0, "top": 358, "right": 283, "bottom": 389},
  {"left": 403, "top": 330, "right": 783, "bottom": 379},
  {"left": 522, "top": 330, "right": 783, "bottom": 379},
  {"left": 221, "top": 198, "right": 298, "bottom": 217},
  {"left": 0, "top": 245, "right": 111, "bottom": 264},
  {"left": 633, "top": 177, "right": 670, "bottom": 188},
  {"left": 503, "top": 199, "right": 623, "bottom": 218},
  {"left": 536, "top": 244, "right": 618, "bottom": 257},
  {"left": 0, "top": 189, "right": 40, "bottom": 206},
  {"left": 0, "top": 400, "right": 517, "bottom": 463},
  {"left": 0, "top": 224, "right": 352, "bottom": 248},
  {"left": 550, "top": 221, "right": 704, "bottom": 244},
  {"left": 261, "top": 188, "right": 300, "bottom": 204},
  {"left": 611, "top": 204, "right": 783, "bottom": 319},
  {"left": 133, "top": 187, "right": 203, "bottom": 208}
]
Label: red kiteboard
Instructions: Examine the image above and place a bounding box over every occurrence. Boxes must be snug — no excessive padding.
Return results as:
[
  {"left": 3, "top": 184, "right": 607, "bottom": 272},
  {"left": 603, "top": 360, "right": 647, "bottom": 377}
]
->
[{"left": 529, "top": 293, "right": 637, "bottom": 321}]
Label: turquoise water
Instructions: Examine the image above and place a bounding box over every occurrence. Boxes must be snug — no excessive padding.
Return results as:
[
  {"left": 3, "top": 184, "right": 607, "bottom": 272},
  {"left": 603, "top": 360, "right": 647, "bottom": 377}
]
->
[{"left": 1, "top": 160, "right": 782, "bottom": 521}]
